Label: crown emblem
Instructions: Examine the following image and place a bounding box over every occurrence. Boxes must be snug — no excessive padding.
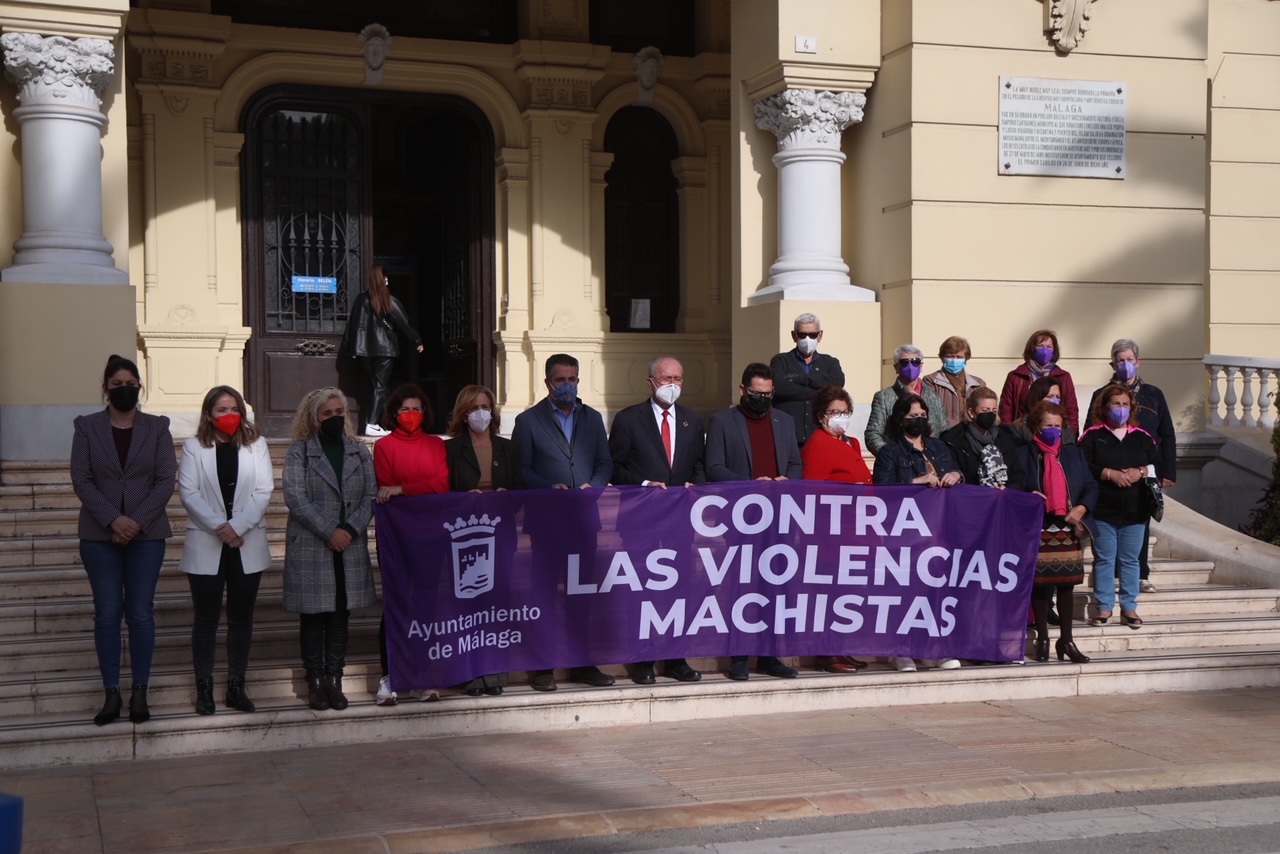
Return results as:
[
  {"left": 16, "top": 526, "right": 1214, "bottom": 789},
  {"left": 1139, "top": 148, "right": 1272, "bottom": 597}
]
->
[{"left": 444, "top": 514, "right": 501, "bottom": 537}]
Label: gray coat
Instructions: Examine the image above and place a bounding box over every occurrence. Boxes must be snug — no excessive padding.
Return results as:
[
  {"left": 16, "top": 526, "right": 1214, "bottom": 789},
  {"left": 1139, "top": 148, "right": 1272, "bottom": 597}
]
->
[
  {"left": 282, "top": 437, "right": 377, "bottom": 614},
  {"left": 70, "top": 409, "right": 176, "bottom": 541}
]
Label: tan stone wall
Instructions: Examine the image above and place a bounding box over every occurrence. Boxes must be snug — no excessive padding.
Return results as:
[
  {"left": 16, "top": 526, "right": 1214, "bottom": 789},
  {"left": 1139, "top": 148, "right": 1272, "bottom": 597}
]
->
[{"left": 849, "top": 0, "right": 1214, "bottom": 431}]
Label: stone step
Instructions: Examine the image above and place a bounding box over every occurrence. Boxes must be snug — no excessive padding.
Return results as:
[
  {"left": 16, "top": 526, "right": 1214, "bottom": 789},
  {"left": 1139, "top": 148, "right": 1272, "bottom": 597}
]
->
[
  {"left": 0, "top": 588, "right": 309, "bottom": 636},
  {"left": 3, "top": 644, "right": 1278, "bottom": 771},
  {"left": 0, "top": 613, "right": 382, "bottom": 676},
  {"left": 1078, "top": 586, "right": 1280, "bottom": 618},
  {"left": 0, "top": 503, "right": 294, "bottom": 540}
]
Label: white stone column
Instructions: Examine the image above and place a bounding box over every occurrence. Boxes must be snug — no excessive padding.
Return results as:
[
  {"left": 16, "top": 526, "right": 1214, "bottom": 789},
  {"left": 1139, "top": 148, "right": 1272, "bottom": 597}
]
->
[
  {"left": 751, "top": 88, "right": 872, "bottom": 304},
  {"left": 1, "top": 33, "right": 126, "bottom": 284}
]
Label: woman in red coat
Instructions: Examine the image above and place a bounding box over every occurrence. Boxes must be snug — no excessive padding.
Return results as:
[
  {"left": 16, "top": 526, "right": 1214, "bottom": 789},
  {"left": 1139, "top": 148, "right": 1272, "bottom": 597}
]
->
[
  {"left": 802, "top": 385, "right": 871, "bottom": 673},
  {"left": 372, "top": 383, "right": 448, "bottom": 705},
  {"left": 999, "top": 329, "right": 1080, "bottom": 435}
]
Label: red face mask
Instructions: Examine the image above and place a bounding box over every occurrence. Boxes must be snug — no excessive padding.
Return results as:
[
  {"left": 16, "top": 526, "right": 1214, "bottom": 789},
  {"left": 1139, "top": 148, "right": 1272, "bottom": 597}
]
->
[
  {"left": 397, "top": 411, "right": 424, "bottom": 433},
  {"left": 213, "top": 413, "right": 241, "bottom": 437}
]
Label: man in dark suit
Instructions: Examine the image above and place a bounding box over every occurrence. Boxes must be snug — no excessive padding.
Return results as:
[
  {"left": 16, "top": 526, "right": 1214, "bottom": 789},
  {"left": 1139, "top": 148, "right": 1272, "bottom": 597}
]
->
[
  {"left": 511, "top": 353, "right": 615, "bottom": 691},
  {"left": 705, "top": 362, "right": 803, "bottom": 681},
  {"left": 609, "top": 355, "right": 706, "bottom": 685},
  {"left": 770, "top": 312, "right": 845, "bottom": 448}
]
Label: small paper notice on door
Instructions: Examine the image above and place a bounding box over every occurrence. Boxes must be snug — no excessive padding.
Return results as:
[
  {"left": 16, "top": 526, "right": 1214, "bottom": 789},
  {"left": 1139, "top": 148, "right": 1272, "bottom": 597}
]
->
[{"left": 630, "top": 299, "right": 651, "bottom": 330}]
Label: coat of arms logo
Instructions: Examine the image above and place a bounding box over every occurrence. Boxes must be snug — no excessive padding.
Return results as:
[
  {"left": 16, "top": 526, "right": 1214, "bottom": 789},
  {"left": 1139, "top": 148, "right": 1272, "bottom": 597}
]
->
[{"left": 444, "top": 514, "right": 501, "bottom": 599}]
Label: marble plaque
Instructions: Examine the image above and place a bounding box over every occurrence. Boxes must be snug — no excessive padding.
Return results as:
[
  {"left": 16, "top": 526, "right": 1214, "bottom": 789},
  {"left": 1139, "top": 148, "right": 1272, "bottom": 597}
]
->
[{"left": 998, "top": 76, "right": 1127, "bottom": 179}]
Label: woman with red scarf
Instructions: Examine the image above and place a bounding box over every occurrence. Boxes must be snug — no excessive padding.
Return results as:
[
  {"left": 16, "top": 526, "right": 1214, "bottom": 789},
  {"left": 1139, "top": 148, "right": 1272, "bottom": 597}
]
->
[
  {"left": 372, "top": 383, "right": 448, "bottom": 705},
  {"left": 1016, "top": 401, "right": 1097, "bottom": 663}
]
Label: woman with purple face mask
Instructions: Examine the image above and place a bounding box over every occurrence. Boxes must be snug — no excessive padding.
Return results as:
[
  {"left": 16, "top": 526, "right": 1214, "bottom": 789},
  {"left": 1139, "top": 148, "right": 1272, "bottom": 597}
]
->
[
  {"left": 1017, "top": 402, "right": 1097, "bottom": 663},
  {"left": 1079, "top": 385, "right": 1161, "bottom": 630},
  {"left": 1009, "top": 377, "right": 1078, "bottom": 446},
  {"left": 864, "top": 343, "right": 949, "bottom": 456},
  {"left": 999, "top": 329, "right": 1081, "bottom": 435}
]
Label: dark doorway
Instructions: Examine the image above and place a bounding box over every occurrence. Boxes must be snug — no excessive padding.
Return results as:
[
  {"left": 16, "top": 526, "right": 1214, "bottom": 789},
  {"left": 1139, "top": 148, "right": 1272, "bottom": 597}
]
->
[{"left": 241, "top": 88, "right": 495, "bottom": 435}]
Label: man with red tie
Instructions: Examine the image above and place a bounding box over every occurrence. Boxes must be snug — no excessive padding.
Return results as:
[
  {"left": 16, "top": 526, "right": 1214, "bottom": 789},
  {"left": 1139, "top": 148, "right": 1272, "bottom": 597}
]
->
[{"left": 608, "top": 355, "right": 706, "bottom": 685}]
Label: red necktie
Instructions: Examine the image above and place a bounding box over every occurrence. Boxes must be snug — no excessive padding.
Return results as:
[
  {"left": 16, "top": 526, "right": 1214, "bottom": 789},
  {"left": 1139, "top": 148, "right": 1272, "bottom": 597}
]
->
[{"left": 661, "top": 410, "right": 673, "bottom": 467}]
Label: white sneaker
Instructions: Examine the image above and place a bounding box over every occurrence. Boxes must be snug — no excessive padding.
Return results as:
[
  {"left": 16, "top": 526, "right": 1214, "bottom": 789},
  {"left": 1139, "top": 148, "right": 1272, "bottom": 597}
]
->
[
  {"left": 375, "top": 675, "right": 397, "bottom": 707},
  {"left": 1140, "top": 579, "right": 1157, "bottom": 593},
  {"left": 409, "top": 689, "right": 439, "bottom": 702},
  {"left": 365, "top": 423, "right": 391, "bottom": 438},
  {"left": 934, "top": 659, "right": 962, "bottom": 670},
  {"left": 893, "top": 657, "right": 917, "bottom": 672}
]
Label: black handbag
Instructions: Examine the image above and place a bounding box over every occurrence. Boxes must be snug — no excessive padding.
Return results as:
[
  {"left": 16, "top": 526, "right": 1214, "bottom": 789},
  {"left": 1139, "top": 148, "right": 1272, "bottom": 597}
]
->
[{"left": 1140, "top": 476, "right": 1164, "bottom": 523}]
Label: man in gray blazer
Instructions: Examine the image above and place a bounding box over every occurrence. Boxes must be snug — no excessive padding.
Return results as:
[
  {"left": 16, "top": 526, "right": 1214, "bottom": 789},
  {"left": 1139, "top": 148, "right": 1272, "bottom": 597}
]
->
[
  {"left": 704, "top": 362, "right": 802, "bottom": 681},
  {"left": 511, "top": 353, "right": 615, "bottom": 691}
]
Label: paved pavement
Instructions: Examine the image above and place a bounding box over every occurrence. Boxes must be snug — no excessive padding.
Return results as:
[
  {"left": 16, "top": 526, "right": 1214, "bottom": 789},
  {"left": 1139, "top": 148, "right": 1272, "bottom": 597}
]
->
[{"left": 3, "top": 687, "right": 1280, "bottom": 854}]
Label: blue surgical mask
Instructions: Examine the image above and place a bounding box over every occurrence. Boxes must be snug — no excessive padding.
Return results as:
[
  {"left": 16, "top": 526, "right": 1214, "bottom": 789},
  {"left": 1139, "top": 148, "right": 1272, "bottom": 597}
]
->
[
  {"left": 551, "top": 382, "right": 578, "bottom": 406},
  {"left": 942, "top": 358, "right": 966, "bottom": 375}
]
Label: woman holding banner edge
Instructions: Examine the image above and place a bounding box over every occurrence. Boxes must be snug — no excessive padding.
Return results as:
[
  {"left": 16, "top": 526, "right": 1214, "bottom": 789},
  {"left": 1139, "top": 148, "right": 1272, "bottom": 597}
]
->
[{"left": 373, "top": 383, "right": 449, "bottom": 705}]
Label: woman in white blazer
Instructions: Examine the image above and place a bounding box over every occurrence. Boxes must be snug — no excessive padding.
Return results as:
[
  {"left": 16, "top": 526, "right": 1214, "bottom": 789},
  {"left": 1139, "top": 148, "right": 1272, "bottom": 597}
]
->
[{"left": 178, "top": 386, "right": 275, "bottom": 716}]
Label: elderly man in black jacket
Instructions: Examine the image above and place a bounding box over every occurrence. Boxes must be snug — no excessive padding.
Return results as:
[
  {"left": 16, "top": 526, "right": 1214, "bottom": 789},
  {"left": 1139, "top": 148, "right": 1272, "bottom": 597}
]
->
[
  {"left": 769, "top": 313, "right": 845, "bottom": 449},
  {"left": 1085, "top": 338, "right": 1177, "bottom": 592}
]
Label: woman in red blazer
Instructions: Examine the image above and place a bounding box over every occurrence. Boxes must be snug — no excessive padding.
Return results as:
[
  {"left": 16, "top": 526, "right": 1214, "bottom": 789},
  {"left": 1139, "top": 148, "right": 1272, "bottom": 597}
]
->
[
  {"left": 999, "top": 329, "right": 1080, "bottom": 435},
  {"left": 801, "top": 385, "right": 871, "bottom": 673}
]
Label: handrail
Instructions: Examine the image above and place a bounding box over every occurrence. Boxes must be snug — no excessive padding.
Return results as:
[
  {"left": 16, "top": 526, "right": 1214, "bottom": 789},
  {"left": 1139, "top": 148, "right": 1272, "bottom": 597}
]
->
[{"left": 1202, "top": 355, "right": 1280, "bottom": 431}]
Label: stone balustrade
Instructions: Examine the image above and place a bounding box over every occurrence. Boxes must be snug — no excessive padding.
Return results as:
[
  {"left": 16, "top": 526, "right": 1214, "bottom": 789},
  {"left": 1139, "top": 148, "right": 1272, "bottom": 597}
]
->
[{"left": 1203, "top": 355, "right": 1280, "bottom": 431}]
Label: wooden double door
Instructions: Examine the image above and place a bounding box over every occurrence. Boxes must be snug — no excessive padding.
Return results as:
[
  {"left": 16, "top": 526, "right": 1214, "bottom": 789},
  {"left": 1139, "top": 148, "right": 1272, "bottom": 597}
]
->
[{"left": 242, "top": 87, "right": 495, "bottom": 435}]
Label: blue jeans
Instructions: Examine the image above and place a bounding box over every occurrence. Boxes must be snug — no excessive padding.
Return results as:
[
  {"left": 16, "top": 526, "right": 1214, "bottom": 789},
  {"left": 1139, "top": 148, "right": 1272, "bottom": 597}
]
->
[
  {"left": 80, "top": 538, "right": 166, "bottom": 688},
  {"left": 1091, "top": 520, "right": 1144, "bottom": 613}
]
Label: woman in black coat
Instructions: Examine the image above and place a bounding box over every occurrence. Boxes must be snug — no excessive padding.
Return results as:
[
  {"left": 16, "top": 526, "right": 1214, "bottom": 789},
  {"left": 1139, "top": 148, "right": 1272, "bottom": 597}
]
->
[
  {"left": 341, "top": 265, "right": 423, "bottom": 438},
  {"left": 1017, "top": 401, "right": 1098, "bottom": 663},
  {"left": 940, "top": 386, "right": 1026, "bottom": 490},
  {"left": 443, "top": 384, "right": 521, "bottom": 695}
]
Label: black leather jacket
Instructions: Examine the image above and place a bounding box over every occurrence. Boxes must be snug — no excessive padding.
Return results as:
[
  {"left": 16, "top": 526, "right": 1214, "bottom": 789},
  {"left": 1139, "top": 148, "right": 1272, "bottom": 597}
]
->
[{"left": 341, "top": 292, "right": 421, "bottom": 358}]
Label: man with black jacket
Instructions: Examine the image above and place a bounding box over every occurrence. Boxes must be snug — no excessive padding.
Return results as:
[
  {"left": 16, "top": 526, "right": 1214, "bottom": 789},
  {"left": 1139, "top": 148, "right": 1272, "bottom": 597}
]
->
[{"left": 769, "top": 313, "right": 845, "bottom": 448}]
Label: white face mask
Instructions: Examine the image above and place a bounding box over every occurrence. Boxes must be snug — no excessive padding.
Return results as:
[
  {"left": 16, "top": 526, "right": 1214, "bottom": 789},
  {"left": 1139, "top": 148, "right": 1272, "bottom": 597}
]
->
[
  {"left": 467, "top": 409, "right": 492, "bottom": 433},
  {"left": 653, "top": 383, "right": 681, "bottom": 407},
  {"left": 827, "top": 414, "right": 851, "bottom": 436},
  {"left": 796, "top": 336, "right": 819, "bottom": 357}
]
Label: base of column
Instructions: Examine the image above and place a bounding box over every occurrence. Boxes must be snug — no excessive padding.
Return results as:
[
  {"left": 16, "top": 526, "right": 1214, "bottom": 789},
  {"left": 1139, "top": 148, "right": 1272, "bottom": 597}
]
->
[
  {"left": 748, "top": 281, "right": 876, "bottom": 306},
  {"left": 1, "top": 262, "right": 128, "bottom": 285},
  {"left": 0, "top": 404, "right": 103, "bottom": 460}
]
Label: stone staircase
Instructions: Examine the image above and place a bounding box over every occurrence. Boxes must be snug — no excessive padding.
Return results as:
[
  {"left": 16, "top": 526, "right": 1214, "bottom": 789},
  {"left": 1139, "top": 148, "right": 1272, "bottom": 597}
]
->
[{"left": 2, "top": 441, "right": 1279, "bottom": 770}]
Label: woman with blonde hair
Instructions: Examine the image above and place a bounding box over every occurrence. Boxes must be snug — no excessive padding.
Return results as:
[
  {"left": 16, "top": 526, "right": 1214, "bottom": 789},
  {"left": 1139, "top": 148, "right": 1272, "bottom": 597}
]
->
[
  {"left": 443, "top": 384, "right": 522, "bottom": 696},
  {"left": 177, "top": 385, "right": 274, "bottom": 715},
  {"left": 282, "top": 388, "right": 377, "bottom": 711},
  {"left": 341, "top": 264, "right": 424, "bottom": 437}
]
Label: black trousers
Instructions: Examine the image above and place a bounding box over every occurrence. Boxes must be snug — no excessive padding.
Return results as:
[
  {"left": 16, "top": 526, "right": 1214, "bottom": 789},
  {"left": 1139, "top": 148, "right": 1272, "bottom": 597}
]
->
[
  {"left": 300, "top": 552, "right": 350, "bottom": 677},
  {"left": 188, "top": 546, "right": 262, "bottom": 682},
  {"left": 363, "top": 356, "right": 395, "bottom": 426}
]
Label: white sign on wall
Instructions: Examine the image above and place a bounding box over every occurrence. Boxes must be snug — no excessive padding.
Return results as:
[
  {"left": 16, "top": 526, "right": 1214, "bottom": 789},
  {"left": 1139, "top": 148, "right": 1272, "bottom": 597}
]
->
[{"left": 998, "top": 76, "right": 1127, "bottom": 179}]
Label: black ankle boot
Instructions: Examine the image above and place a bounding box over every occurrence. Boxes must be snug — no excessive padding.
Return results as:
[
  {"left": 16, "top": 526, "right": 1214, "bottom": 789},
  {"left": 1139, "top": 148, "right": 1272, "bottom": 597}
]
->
[
  {"left": 1034, "top": 636, "right": 1050, "bottom": 662},
  {"left": 129, "top": 684, "right": 150, "bottom": 724},
  {"left": 324, "top": 673, "right": 348, "bottom": 711},
  {"left": 1056, "top": 638, "right": 1091, "bottom": 663},
  {"left": 195, "top": 678, "right": 215, "bottom": 715},
  {"left": 306, "top": 675, "right": 329, "bottom": 711},
  {"left": 94, "top": 687, "right": 122, "bottom": 726},
  {"left": 225, "top": 677, "right": 255, "bottom": 713}
]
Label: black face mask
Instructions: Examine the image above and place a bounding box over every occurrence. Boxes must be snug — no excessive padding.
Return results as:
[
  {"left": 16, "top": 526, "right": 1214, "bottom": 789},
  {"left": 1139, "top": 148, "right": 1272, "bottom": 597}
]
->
[
  {"left": 107, "top": 384, "right": 140, "bottom": 412},
  {"left": 974, "top": 412, "right": 998, "bottom": 431},
  {"left": 902, "top": 416, "right": 930, "bottom": 437},
  {"left": 741, "top": 395, "right": 772, "bottom": 417},
  {"left": 318, "top": 414, "right": 346, "bottom": 441}
]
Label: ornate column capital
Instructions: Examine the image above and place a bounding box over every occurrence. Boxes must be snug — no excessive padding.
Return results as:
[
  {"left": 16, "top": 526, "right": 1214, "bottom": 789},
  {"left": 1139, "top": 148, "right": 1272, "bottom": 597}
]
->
[
  {"left": 1, "top": 33, "right": 115, "bottom": 110},
  {"left": 753, "top": 89, "right": 865, "bottom": 150}
]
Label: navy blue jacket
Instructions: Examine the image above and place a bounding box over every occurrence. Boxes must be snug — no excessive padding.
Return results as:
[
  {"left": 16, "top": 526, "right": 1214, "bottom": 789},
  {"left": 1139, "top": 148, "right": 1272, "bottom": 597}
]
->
[
  {"left": 872, "top": 436, "right": 960, "bottom": 485},
  {"left": 511, "top": 398, "right": 612, "bottom": 489},
  {"left": 1017, "top": 442, "right": 1100, "bottom": 538}
]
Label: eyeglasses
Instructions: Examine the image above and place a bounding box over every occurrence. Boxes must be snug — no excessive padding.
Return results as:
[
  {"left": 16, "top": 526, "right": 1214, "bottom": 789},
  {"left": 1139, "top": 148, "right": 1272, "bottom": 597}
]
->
[
  {"left": 898, "top": 358, "right": 924, "bottom": 367},
  {"left": 794, "top": 331, "right": 821, "bottom": 339},
  {"left": 822, "top": 409, "right": 850, "bottom": 418},
  {"left": 652, "top": 375, "right": 683, "bottom": 384},
  {"left": 745, "top": 391, "right": 774, "bottom": 401}
]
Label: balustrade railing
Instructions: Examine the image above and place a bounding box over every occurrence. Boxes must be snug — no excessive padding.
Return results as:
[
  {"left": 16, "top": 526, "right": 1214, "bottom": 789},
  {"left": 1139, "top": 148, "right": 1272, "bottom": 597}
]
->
[{"left": 1203, "top": 355, "right": 1280, "bottom": 431}]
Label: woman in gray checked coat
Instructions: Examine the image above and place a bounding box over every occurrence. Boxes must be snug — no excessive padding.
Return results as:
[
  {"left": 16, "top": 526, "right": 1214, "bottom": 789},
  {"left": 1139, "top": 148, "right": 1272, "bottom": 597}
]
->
[{"left": 282, "top": 388, "right": 377, "bottom": 712}]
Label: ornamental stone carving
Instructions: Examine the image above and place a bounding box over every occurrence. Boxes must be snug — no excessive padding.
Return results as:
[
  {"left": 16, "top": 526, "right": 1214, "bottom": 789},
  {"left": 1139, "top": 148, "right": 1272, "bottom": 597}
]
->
[
  {"left": 1047, "top": 0, "right": 1095, "bottom": 53},
  {"left": 1, "top": 33, "right": 115, "bottom": 109},
  {"left": 358, "top": 24, "right": 392, "bottom": 86},
  {"left": 753, "top": 89, "right": 866, "bottom": 150},
  {"left": 633, "top": 46, "right": 662, "bottom": 106}
]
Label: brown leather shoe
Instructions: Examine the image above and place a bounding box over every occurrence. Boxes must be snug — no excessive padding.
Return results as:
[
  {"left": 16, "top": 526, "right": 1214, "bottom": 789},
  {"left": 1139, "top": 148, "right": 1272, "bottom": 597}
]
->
[{"left": 820, "top": 656, "right": 868, "bottom": 673}]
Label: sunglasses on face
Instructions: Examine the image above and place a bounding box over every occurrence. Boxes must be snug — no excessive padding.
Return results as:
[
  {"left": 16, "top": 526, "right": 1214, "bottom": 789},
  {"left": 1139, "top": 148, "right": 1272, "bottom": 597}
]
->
[
  {"left": 794, "top": 331, "right": 820, "bottom": 339},
  {"left": 898, "top": 358, "right": 924, "bottom": 367},
  {"left": 745, "top": 391, "right": 774, "bottom": 400}
]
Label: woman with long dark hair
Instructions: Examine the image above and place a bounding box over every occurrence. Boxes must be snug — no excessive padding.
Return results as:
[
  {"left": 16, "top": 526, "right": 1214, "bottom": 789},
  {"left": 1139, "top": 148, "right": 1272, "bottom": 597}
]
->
[
  {"left": 70, "top": 355, "right": 177, "bottom": 726},
  {"left": 177, "top": 386, "right": 275, "bottom": 715},
  {"left": 341, "top": 264, "right": 424, "bottom": 437}
]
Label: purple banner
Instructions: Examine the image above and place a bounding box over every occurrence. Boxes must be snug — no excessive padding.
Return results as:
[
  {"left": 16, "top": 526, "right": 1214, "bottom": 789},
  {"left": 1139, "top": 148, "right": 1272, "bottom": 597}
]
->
[{"left": 374, "top": 483, "right": 1045, "bottom": 689}]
